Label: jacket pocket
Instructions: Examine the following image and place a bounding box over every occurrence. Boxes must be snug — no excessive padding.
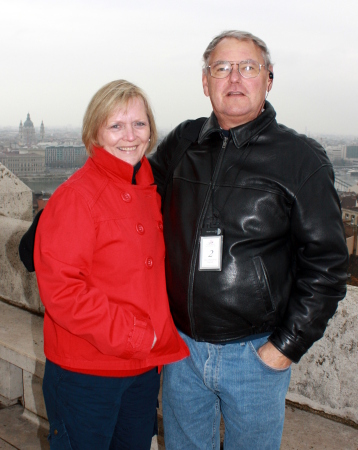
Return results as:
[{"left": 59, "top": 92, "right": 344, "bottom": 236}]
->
[
  {"left": 252, "top": 256, "right": 275, "bottom": 314},
  {"left": 121, "top": 315, "right": 155, "bottom": 360}
]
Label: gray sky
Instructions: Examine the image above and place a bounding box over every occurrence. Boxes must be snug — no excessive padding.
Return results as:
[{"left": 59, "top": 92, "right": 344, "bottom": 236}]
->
[{"left": 1, "top": 0, "right": 357, "bottom": 135}]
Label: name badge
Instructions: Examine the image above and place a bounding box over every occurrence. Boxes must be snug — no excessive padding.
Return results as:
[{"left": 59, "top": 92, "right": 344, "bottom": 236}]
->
[{"left": 199, "top": 235, "right": 223, "bottom": 271}]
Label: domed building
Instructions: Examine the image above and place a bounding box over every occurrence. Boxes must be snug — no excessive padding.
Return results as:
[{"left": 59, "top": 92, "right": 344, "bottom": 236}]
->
[
  {"left": 19, "top": 113, "right": 38, "bottom": 146},
  {"left": 40, "top": 120, "right": 45, "bottom": 142}
]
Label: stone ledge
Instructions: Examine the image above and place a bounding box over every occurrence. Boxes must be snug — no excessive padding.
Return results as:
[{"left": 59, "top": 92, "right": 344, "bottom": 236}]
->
[
  {"left": 0, "top": 302, "right": 46, "bottom": 420},
  {"left": 0, "top": 216, "right": 43, "bottom": 314},
  {"left": 0, "top": 302, "right": 45, "bottom": 378},
  {"left": 287, "top": 285, "right": 358, "bottom": 425},
  {"left": 0, "top": 162, "right": 32, "bottom": 221}
]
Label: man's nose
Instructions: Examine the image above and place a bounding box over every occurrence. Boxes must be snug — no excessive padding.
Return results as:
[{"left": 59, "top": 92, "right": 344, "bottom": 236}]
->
[{"left": 229, "top": 65, "right": 241, "bottom": 82}]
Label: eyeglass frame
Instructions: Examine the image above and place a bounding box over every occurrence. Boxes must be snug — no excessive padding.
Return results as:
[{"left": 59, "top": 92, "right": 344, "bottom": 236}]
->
[{"left": 205, "top": 60, "right": 268, "bottom": 79}]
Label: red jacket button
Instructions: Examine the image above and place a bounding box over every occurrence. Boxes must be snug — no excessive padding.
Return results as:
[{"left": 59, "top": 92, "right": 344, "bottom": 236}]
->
[
  {"left": 136, "top": 223, "right": 145, "bottom": 234},
  {"left": 145, "top": 257, "right": 153, "bottom": 268},
  {"left": 157, "top": 221, "right": 163, "bottom": 232},
  {"left": 121, "top": 192, "right": 132, "bottom": 202}
]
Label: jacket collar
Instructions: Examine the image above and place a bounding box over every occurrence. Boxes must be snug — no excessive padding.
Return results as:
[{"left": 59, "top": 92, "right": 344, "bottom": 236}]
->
[
  {"left": 198, "top": 101, "right": 276, "bottom": 148},
  {"left": 90, "top": 146, "right": 154, "bottom": 186}
]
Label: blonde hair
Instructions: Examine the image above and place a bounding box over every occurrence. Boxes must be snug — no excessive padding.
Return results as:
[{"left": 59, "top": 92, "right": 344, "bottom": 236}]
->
[{"left": 82, "top": 80, "right": 157, "bottom": 156}]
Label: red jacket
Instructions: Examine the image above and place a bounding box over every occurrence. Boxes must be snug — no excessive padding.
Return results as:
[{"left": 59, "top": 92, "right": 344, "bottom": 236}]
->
[{"left": 34, "top": 147, "right": 189, "bottom": 374}]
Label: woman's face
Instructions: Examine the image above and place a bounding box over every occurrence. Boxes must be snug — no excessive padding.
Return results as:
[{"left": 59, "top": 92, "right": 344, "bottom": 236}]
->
[{"left": 97, "top": 97, "right": 151, "bottom": 166}]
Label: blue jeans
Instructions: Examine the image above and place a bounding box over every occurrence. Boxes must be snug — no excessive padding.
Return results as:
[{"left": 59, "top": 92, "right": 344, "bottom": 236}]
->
[
  {"left": 42, "top": 360, "right": 160, "bottom": 450},
  {"left": 162, "top": 332, "right": 291, "bottom": 450}
]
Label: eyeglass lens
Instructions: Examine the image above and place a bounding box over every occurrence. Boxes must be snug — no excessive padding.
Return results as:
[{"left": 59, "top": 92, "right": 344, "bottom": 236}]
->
[{"left": 210, "top": 61, "right": 261, "bottom": 79}]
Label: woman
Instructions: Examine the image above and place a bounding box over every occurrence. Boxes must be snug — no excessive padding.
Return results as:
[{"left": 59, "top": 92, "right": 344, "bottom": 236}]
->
[{"left": 34, "top": 80, "right": 189, "bottom": 449}]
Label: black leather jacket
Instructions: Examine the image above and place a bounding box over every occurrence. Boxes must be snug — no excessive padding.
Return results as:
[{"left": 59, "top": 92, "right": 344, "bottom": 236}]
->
[{"left": 149, "top": 102, "right": 348, "bottom": 363}]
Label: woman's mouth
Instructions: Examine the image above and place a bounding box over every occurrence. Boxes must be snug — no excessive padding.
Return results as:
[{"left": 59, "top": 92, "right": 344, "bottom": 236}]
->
[{"left": 118, "top": 146, "right": 137, "bottom": 152}]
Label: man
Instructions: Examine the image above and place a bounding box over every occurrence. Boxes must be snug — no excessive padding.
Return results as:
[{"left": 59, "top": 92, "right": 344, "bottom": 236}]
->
[{"left": 149, "top": 30, "right": 348, "bottom": 449}]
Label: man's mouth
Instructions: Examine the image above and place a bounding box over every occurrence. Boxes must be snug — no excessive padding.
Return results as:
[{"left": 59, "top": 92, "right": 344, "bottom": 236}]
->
[{"left": 227, "top": 91, "right": 244, "bottom": 96}]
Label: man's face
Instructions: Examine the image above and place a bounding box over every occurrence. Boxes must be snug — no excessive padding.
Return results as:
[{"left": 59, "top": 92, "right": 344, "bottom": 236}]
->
[{"left": 202, "top": 38, "right": 272, "bottom": 130}]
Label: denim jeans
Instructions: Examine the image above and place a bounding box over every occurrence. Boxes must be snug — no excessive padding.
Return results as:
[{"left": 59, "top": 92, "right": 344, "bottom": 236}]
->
[
  {"left": 42, "top": 360, "right": 160, "bottom": 450},
  {"left": 162, "top": 331, "right": 291, "bottom": 450}
]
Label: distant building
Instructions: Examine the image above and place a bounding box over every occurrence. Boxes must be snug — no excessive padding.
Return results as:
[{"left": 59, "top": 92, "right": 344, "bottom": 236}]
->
[
  {"left": 19, "top": 121, "right": 23, "bottom": 143},
  {"left": 342, "top": 207, "right": 358, "bottom": 226},
  {"left": 340, "top": 192, "right": 358, "bottom": 209},
  {"left": 325, "top": 145, "right": 344, "bottom": 161},
  {"left": 0, "top": 151, "right": 45, "bottom": 176},
  {"left": 39, "top": 121, "right": 45, "bottom": 142},
  {"left": 19, "top": 113, "right": 36, "bottom": 146},
  {"left": 339, "top": 192, "right": 358, "bottom": 255},
  {"left": 18, "top": 113, "right": 45, "bottom": 146},
  {"left": 45, "top": 144, "right": 87, "bottom": 168},
  {"left": 345, "top": 145, "right": 358, "bottom": 160}
]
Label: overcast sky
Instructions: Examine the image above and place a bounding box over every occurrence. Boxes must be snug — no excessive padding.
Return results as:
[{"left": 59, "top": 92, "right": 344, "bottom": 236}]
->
[{"left": 1, "top": 0, "right": 357, "bottom": 136}]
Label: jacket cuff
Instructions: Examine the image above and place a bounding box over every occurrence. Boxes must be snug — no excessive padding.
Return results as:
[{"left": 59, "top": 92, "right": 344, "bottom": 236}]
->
[
  {"left": 268, "top": 329, "right": 307, "bottom": 364},
  {"left": 122, "top": 316, "right": 154, "bottom": 359}
]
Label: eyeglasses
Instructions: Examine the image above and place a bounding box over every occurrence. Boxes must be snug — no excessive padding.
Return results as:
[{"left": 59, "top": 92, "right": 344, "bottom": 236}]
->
[{"left": 206, "top": 60, "right": 267, "bottom": 79}]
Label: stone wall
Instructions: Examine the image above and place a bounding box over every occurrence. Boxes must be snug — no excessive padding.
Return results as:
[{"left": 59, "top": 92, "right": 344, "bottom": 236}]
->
[
  {"left": 287, "top": 286, "right": 358, "bottom": 424},
  {"left": 0, "top": 216, "right": 43, "bottom": 313},
  {"left": 0, "top": 163, "right": 32, "bottom": 221},
  {"left": 0, "top": 163, "right": 42, "bottom": 313}
]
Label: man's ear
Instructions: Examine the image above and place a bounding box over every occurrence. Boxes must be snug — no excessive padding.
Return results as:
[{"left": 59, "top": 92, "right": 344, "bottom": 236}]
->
[
  {"left": 267, "top": 66, "right": 274, "bottom": 92},
  {"left": 202, "top": 70, "right": 210, "bottom": 97}
]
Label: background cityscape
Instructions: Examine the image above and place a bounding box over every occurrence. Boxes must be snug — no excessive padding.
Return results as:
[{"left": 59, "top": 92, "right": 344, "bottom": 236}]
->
[{"left": 0, "top": 113, "right": 357, "bottom": 219}]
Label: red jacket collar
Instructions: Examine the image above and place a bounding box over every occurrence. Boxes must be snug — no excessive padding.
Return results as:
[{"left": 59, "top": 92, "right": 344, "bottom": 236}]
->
[{"left": 91, "top": 146, "right": 154, "bottom": 185}]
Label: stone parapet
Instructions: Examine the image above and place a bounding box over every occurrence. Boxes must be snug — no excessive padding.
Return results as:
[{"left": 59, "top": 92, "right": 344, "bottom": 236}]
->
[
  {"left": 0, "top": 216, "right": 43, "bottom": 313},
  {"left": 288, "top": 285, "right": 358, "bottom": 425},
  {"left": 0, "top": 302, "right": 46, "bottom": 419},
  {"left": 0, "top": 163, "right": 32, "bottom": 221},
  {"left": 0, "top": 163, "right": 42, "bottom": 313}
]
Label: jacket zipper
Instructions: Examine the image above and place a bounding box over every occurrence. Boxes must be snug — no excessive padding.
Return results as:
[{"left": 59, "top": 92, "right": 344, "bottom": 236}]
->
[{"left": 187, "top": 136, "right": 229, "bottom": 339}]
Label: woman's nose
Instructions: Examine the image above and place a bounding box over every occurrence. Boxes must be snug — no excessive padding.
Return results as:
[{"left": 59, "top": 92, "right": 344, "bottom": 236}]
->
[{"left": 124, "top": 125, "right": 135, "bottom": 141}]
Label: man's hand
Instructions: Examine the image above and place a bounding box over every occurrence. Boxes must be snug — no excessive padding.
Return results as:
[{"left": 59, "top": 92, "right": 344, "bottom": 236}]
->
[{"left": 257, "top": 341, "right": 292, "bottom": 369}]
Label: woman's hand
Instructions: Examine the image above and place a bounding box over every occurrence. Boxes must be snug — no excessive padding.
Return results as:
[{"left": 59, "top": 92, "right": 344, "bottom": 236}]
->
[{"left": 152, "top": 332, "right": 157, "bottom": 349}]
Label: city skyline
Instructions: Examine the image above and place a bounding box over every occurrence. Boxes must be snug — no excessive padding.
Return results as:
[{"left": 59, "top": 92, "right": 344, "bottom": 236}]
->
[{"left": 1, "top": 0, "right": 357, "bottom": 135}]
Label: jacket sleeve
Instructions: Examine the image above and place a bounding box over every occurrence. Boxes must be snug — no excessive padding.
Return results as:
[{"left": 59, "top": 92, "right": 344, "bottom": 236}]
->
[
  {"left": 34, "top": 187, "right": 155, "bottom": 359},
  {"left": 149, "top": 121, "right": 189, "bottom": 196},
  {"left": 269, "top": 164, "right": 348, "bottom": 363},
  {"left": 19, "top": 209, "right": 43, "bottom": 272}
]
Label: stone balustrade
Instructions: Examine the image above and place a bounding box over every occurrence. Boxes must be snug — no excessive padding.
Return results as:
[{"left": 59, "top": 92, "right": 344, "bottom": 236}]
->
[{"left": 0, "top": 162, "right": 357, "bottom": 428}]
